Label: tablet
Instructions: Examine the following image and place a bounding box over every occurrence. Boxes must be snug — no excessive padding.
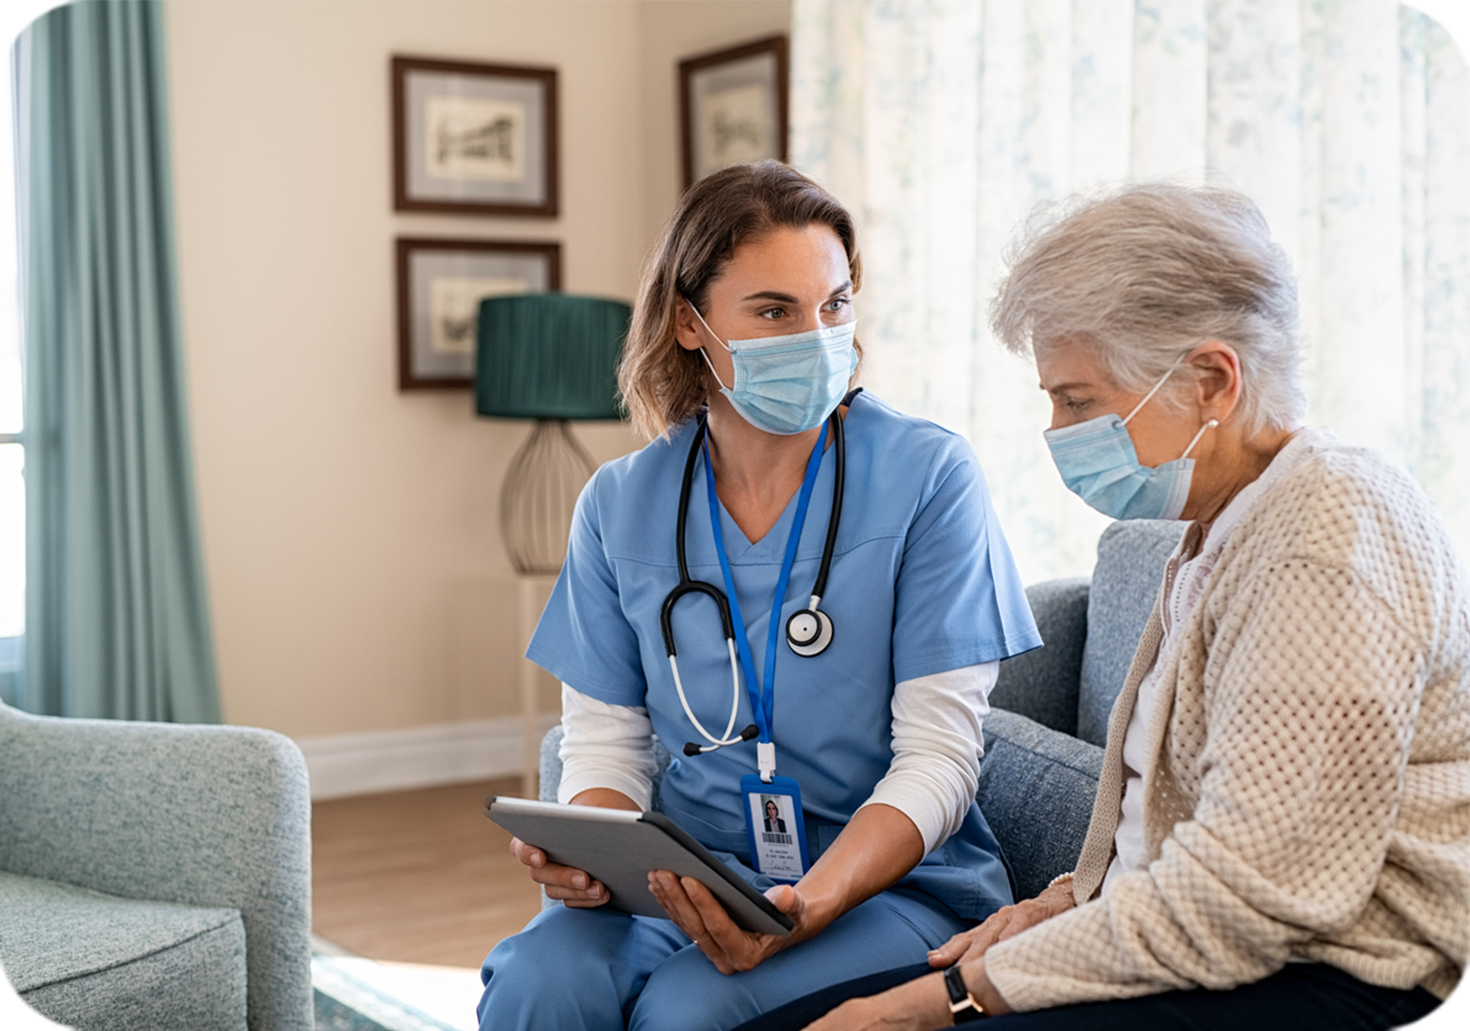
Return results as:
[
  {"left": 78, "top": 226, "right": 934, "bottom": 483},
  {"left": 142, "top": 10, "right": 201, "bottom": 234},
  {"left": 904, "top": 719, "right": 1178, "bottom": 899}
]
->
[{"left": 484, "top": 796, "right": 793, "bottom": 937}]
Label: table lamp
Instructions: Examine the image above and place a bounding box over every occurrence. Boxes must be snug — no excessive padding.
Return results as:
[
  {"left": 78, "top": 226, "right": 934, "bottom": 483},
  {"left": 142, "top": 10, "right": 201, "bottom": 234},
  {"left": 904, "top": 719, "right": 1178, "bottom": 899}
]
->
[{"left": 475, "top": 293, "right": 631, "bottom": 575}]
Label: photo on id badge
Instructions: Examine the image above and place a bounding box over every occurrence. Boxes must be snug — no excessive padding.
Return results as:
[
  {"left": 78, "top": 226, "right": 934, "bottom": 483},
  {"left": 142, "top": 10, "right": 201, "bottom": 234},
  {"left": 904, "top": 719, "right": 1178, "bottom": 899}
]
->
[{"left": 741, "top": 776, "right": 810, "bottom": 882}]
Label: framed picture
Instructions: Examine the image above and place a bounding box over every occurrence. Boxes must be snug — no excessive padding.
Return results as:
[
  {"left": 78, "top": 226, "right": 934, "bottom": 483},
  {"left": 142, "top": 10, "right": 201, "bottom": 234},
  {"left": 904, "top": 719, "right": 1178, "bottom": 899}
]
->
[
  {"left": 679, "top": 35, "right": 788, "bottom": 189},
  {"left": 392, "top": 56, "right": 559, "bottom": 216},
  {"left": 395, "top": 237, "right": 562, "bottom": 391}
]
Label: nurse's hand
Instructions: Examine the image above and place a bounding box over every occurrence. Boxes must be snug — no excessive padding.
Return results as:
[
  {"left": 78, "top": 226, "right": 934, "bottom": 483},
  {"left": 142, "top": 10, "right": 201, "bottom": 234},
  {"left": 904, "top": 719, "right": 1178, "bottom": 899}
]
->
[
  {"left": 924, "top": 875, "right": 1077, "bottom": 969},
  {"left": 509, "top": 787, "right": 642, "bottom": 908},
  {"left": 509, "top": 837, "right": 610, "bottom": 907},
  {"left": 649, "top": 803, "right": 928, "bottom": 975},
  {"left": 647, "top": 872, "right": 819, "bottom": 974}
]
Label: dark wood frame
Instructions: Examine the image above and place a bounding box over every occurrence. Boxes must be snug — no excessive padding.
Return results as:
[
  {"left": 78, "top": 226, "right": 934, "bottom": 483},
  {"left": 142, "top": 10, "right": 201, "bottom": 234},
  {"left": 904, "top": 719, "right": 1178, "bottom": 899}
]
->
[
  {"left": 392, "top": 55, "right": 559, "bottom": 217},
  {"left": 395, "top": 237, "right": 562, "bottom": 391},
  {"left": 679, "top": 35, "right": 789, "bottom": 190}
]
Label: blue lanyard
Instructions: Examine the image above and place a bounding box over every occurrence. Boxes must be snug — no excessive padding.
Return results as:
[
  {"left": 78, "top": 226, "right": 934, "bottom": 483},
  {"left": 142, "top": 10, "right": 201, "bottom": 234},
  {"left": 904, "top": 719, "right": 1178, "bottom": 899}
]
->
[{"left": 702, "top": 422, "right": 828, "bottom": 747}]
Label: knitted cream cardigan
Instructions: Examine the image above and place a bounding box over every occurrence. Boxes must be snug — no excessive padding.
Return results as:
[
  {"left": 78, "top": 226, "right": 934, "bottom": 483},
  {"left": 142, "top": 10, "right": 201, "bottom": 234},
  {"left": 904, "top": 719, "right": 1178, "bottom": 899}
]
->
[{"left": 986, "top": 434, "right": 1470, "bottom": 1010}]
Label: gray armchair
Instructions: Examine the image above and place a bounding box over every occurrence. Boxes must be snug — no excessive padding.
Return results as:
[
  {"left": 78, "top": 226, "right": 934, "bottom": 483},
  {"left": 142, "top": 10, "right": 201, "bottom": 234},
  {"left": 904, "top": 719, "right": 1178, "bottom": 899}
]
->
[
  {"left": 0, "top": 703, "right": 313, "bottom": 1031},
  {"left": 539, "top": 519, "right": 1184, "bottom": 904}
]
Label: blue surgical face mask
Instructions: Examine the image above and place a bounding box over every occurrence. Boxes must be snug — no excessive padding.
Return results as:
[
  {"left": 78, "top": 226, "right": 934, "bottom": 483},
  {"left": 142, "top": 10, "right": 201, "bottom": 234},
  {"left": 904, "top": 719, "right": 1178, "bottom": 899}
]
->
[
  {"left": 688, "top": 303, "right": 858, "bottom": 435},
  {"left": 1043, "top": 366, "right": 1217, "bottom": 521}
]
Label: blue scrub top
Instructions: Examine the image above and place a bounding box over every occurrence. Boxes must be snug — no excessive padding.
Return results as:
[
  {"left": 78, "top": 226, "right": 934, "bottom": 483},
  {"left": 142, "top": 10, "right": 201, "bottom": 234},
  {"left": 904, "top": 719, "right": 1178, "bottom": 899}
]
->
[{"left": 527, "top": 393, "right": 1041, "bottom": 919}]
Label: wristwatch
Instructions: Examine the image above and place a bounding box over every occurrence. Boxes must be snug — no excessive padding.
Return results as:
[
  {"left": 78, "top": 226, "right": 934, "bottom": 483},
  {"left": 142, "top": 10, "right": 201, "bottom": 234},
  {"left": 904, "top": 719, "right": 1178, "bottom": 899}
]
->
[{"left": 944, "top": 964, "right": 986, "bottom": 1023}]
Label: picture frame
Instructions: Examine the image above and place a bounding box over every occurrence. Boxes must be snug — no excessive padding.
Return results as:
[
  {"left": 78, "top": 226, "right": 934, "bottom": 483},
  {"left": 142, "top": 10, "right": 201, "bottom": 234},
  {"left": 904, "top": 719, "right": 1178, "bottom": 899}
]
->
[
  {"left": 392, "top": 56, "right": 559, "bottom": 217},
  {"left": 395, "top": 237, "right": 562, "bottom": 391},
  {"left": 679, "top": 35, "right": 789, "bottom": 189}
]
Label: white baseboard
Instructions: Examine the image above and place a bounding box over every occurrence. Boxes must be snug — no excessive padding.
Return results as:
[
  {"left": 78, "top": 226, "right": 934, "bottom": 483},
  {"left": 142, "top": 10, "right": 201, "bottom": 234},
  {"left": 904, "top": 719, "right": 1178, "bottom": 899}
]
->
[{"left": 296, "top": 714, "right": 561, "bottom": 800}]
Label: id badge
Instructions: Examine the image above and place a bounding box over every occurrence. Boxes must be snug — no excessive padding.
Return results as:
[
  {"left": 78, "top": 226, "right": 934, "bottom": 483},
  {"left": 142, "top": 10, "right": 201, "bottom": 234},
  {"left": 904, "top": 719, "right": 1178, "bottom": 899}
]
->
[{"left": 740, "top": 774, "right": 810, "bottom": 882}]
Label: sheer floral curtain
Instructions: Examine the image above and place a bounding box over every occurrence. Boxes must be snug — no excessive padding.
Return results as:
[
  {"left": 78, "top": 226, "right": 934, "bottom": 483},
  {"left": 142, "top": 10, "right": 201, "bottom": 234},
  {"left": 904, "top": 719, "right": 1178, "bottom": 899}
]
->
[{"left": 790, "top": 0, "right": 1470, "bottom": 583}]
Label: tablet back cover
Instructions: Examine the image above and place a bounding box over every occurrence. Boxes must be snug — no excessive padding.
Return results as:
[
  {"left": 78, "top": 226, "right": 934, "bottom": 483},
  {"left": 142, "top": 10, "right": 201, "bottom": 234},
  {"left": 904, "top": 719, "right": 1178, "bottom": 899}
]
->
[{"left": 485, "top": 800, "right": 791, "bottom": 936}]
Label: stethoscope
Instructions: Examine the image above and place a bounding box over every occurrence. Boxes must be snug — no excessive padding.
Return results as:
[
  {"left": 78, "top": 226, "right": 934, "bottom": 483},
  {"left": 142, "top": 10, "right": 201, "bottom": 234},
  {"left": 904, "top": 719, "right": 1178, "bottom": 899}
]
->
[{"left": 660, "top": 392, "right": 853, "bottom": 757}]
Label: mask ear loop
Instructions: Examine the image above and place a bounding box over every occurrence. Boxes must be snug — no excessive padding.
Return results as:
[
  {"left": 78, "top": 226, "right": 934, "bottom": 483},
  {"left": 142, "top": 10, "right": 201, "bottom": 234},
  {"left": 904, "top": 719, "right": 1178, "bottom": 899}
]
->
[
  {"left": 1119, "top": 362, "right": 1219, "bottom": 461},
  {"left": 684, "top": 298, "right": 734, "bottom": 392},
  {"left": 1180, "top": 419, "right": 1219, "bottom": 459},
  {"left": 1122, "top": 362, "right": 1182, "bottom": 425},
  {"left": 697, "top": 346, "right": 732, "bottom": 393}
]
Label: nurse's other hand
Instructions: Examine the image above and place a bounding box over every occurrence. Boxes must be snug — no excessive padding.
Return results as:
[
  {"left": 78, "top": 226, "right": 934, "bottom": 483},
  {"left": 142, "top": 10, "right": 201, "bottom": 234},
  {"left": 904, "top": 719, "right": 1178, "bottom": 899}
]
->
[
  {"left": 925, "top": 877, "right": 1076, "bottom": 968},
  {"left": 509, "top": 837, "right": 609, "bottom": 907},
  {"left": 648, "top": 872, "right": 818, "bottom": 975}
]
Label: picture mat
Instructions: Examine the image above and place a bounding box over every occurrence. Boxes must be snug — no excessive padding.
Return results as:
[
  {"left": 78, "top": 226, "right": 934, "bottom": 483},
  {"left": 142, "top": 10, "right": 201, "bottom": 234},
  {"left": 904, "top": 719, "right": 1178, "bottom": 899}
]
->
[
  {"left": 408, "top": 251, "right": 550, "bottom": 380},
  {"left": 689, "top": 52, "right": 780, "bottom": 180},
  {"left": 427, "top": 276, "right": 530, "bottom": 356},
  {"left": 404, "top": 70, "right": 547, "bottom": 205}
]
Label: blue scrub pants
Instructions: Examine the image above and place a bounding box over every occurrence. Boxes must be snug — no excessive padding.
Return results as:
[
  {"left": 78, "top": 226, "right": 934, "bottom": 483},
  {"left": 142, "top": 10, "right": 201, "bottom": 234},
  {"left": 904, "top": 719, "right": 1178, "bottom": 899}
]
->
[{"left": 477, "top": 888, "right": 978, "bottom": 1031}]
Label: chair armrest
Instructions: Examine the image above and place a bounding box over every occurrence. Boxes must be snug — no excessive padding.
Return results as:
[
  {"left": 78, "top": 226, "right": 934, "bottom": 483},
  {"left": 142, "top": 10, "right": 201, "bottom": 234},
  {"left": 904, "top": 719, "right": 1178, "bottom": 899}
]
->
[
  {"left": 0, "top": 703, "right": 312, "bottom": 1031},
  {"left": 540, "top": 724, "right": 565, "bottom": 802},
  {"left": 990, "top": 577, "right": 1089, "bottom": 735},
  {"left": 977, "top": 708, "right": 1102, "bottom": 900}
]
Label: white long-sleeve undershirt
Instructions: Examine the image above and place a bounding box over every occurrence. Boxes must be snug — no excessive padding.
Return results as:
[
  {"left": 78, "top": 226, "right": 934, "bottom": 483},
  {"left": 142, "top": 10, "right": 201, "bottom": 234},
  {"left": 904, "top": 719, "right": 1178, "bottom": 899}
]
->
[{"left": 556, "top": 661, "right": 998, "bottom": 854}]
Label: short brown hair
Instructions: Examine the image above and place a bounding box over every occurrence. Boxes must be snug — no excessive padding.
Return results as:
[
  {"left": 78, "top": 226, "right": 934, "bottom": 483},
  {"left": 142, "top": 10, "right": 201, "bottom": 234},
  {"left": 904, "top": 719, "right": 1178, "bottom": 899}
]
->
[{"left": 619, "top": 160, "right": 863, "bottom": 440}]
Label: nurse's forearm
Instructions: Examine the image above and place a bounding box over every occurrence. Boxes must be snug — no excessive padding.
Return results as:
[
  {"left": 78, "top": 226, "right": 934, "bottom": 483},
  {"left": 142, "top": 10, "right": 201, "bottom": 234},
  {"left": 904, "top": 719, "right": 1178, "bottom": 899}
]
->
[
  {"left": 797, "top": 802, "right": 925, "bottom": 929},
  {"left": 568, "top": 787, "right": 642, "bottom": 811}
]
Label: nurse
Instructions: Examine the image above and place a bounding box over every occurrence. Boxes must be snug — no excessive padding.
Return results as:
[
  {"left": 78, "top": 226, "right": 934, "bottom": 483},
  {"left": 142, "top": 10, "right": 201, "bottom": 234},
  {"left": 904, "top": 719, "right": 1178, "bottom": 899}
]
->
[{"left": 476, "top": 160, "right": 1042, "bottom": 1031}]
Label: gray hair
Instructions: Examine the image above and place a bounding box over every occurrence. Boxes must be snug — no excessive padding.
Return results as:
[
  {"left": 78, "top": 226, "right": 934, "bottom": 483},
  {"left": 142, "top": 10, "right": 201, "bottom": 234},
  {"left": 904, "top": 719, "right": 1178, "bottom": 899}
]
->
[{"left": 989, "top": 181, "right": 1306, "bottom": 434}]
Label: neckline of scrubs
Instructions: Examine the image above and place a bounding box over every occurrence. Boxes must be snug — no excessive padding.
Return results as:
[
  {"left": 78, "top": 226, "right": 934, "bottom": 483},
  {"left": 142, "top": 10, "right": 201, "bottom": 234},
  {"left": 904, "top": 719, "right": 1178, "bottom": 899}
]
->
[{"left": 706, "top": 398, "right": 860, "bottom": 560}]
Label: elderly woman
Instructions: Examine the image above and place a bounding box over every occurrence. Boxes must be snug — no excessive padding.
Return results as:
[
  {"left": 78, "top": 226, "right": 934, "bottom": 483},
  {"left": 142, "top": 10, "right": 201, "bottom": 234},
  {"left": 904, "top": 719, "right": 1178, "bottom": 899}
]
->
[{"left": 800, "top": 183, "right": 1468, "bottom": 1030}]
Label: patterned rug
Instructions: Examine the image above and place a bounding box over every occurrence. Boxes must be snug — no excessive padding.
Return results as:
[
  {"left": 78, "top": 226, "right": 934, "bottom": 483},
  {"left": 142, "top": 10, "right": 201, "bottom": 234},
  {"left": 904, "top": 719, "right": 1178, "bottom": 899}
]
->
[
  {"left": 314, "top": 983, "right": 395, "bottom": 1031},
  {"left": 312, "top": 949, "right": 481, "bottom": 1031}
]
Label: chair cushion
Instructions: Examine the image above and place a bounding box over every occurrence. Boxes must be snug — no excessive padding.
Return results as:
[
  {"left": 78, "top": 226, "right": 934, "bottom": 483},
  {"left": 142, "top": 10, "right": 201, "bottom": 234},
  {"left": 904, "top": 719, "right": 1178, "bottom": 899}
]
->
[
  {"left": 979, "top": 708, "right": 1103, "bottom": 900},
  {"left": 0, "top": 869, "right": 247, "bottom": 1030},
  {"left": 1076, "top": 520, "right": 1184, "bottom": 746}
]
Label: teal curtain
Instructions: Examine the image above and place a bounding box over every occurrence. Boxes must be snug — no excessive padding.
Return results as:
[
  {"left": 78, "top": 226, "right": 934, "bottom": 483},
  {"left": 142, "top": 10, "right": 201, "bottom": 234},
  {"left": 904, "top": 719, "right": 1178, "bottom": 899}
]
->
[{"left": 15, "top": 0, "right": 220, "bottom": 721}]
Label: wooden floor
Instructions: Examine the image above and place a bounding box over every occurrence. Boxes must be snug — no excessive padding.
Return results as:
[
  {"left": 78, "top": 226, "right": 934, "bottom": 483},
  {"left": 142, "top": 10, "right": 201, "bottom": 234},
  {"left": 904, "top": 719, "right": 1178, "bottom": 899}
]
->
[{"left": 311, "top": 777, "right": 542, "bottom": 969}]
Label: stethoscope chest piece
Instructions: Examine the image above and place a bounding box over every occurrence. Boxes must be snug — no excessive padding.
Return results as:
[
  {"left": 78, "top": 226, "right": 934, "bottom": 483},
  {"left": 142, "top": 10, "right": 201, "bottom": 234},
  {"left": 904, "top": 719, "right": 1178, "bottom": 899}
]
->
[{"left": 785, "top": 607, "right": 833, "bottom": 657}]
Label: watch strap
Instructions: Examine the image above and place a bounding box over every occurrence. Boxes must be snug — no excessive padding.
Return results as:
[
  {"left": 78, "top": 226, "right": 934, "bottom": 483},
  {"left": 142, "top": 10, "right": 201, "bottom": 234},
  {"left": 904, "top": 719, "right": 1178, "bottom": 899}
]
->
[{"left": 944, "top": 964, "right": 986, "bottom": 1023}]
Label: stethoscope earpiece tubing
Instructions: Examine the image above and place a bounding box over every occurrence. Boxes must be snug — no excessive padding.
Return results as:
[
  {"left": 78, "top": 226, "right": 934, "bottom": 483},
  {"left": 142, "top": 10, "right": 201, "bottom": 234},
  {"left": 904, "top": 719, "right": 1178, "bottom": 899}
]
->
[
  {"left": 812, "top": 399, "right": 847, "bottom": 600},
  {"left": 660, "top": 580, "right": 733, "bottom": 656},
  {"left": 662, "top": 414, "right": 735, "bottom": 658}
]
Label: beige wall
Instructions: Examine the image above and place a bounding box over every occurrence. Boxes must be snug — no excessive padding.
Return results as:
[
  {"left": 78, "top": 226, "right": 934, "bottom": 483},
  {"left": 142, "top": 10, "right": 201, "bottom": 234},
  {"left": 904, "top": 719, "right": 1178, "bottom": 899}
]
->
[
  {"left": 166, "top": 0, "right": 789, "bottom": 739},
  {"left": 636, "top": 1, "right": 796, "bottom": 247}
]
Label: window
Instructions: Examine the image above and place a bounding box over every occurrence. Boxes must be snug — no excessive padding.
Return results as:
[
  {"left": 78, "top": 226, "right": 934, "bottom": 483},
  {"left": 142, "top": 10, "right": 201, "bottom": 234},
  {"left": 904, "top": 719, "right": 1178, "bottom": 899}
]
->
[{"left": 0, "top": 2, "right": 21, "bottom": 700}]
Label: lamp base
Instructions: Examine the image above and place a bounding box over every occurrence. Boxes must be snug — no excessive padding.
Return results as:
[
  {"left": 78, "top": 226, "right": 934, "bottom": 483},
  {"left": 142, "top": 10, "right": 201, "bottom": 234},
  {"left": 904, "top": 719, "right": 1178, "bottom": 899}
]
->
[{"left": 500, "top": 419, "right": 596, "bottom": 576}]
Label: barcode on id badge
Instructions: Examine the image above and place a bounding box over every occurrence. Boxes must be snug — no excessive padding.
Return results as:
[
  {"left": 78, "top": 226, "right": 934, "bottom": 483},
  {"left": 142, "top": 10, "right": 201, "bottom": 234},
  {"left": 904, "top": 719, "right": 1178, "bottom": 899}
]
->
[{"left": 762, "top": 832, "right": 793, "bottom": 844}]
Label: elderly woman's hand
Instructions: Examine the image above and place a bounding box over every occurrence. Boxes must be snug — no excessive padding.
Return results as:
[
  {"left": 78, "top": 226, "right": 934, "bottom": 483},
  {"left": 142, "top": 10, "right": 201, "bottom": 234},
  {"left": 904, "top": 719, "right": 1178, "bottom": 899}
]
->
[
  {"left": 800, "top": 970, "right": 953, "bottom": 1031},
  {"left": 926, "top": 876, "right": 1077, "bottom": 969},
  {"left": 801, "top": 962, "right": 1012, "bottom": 1031}
]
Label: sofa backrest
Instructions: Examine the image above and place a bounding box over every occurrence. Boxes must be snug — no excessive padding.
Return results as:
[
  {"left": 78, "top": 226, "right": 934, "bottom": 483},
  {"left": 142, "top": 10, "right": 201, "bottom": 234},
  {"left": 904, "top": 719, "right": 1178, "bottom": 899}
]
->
[{"left": 1076, "top": 520, "right": 1184, "bottom": 746}]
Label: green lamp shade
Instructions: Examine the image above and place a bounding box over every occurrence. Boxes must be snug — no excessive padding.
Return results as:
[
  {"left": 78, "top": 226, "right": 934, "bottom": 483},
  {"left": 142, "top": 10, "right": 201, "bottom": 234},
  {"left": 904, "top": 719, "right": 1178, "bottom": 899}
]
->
[{"left": 475, "top": 293, "right": 631, "bottom": 420}]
